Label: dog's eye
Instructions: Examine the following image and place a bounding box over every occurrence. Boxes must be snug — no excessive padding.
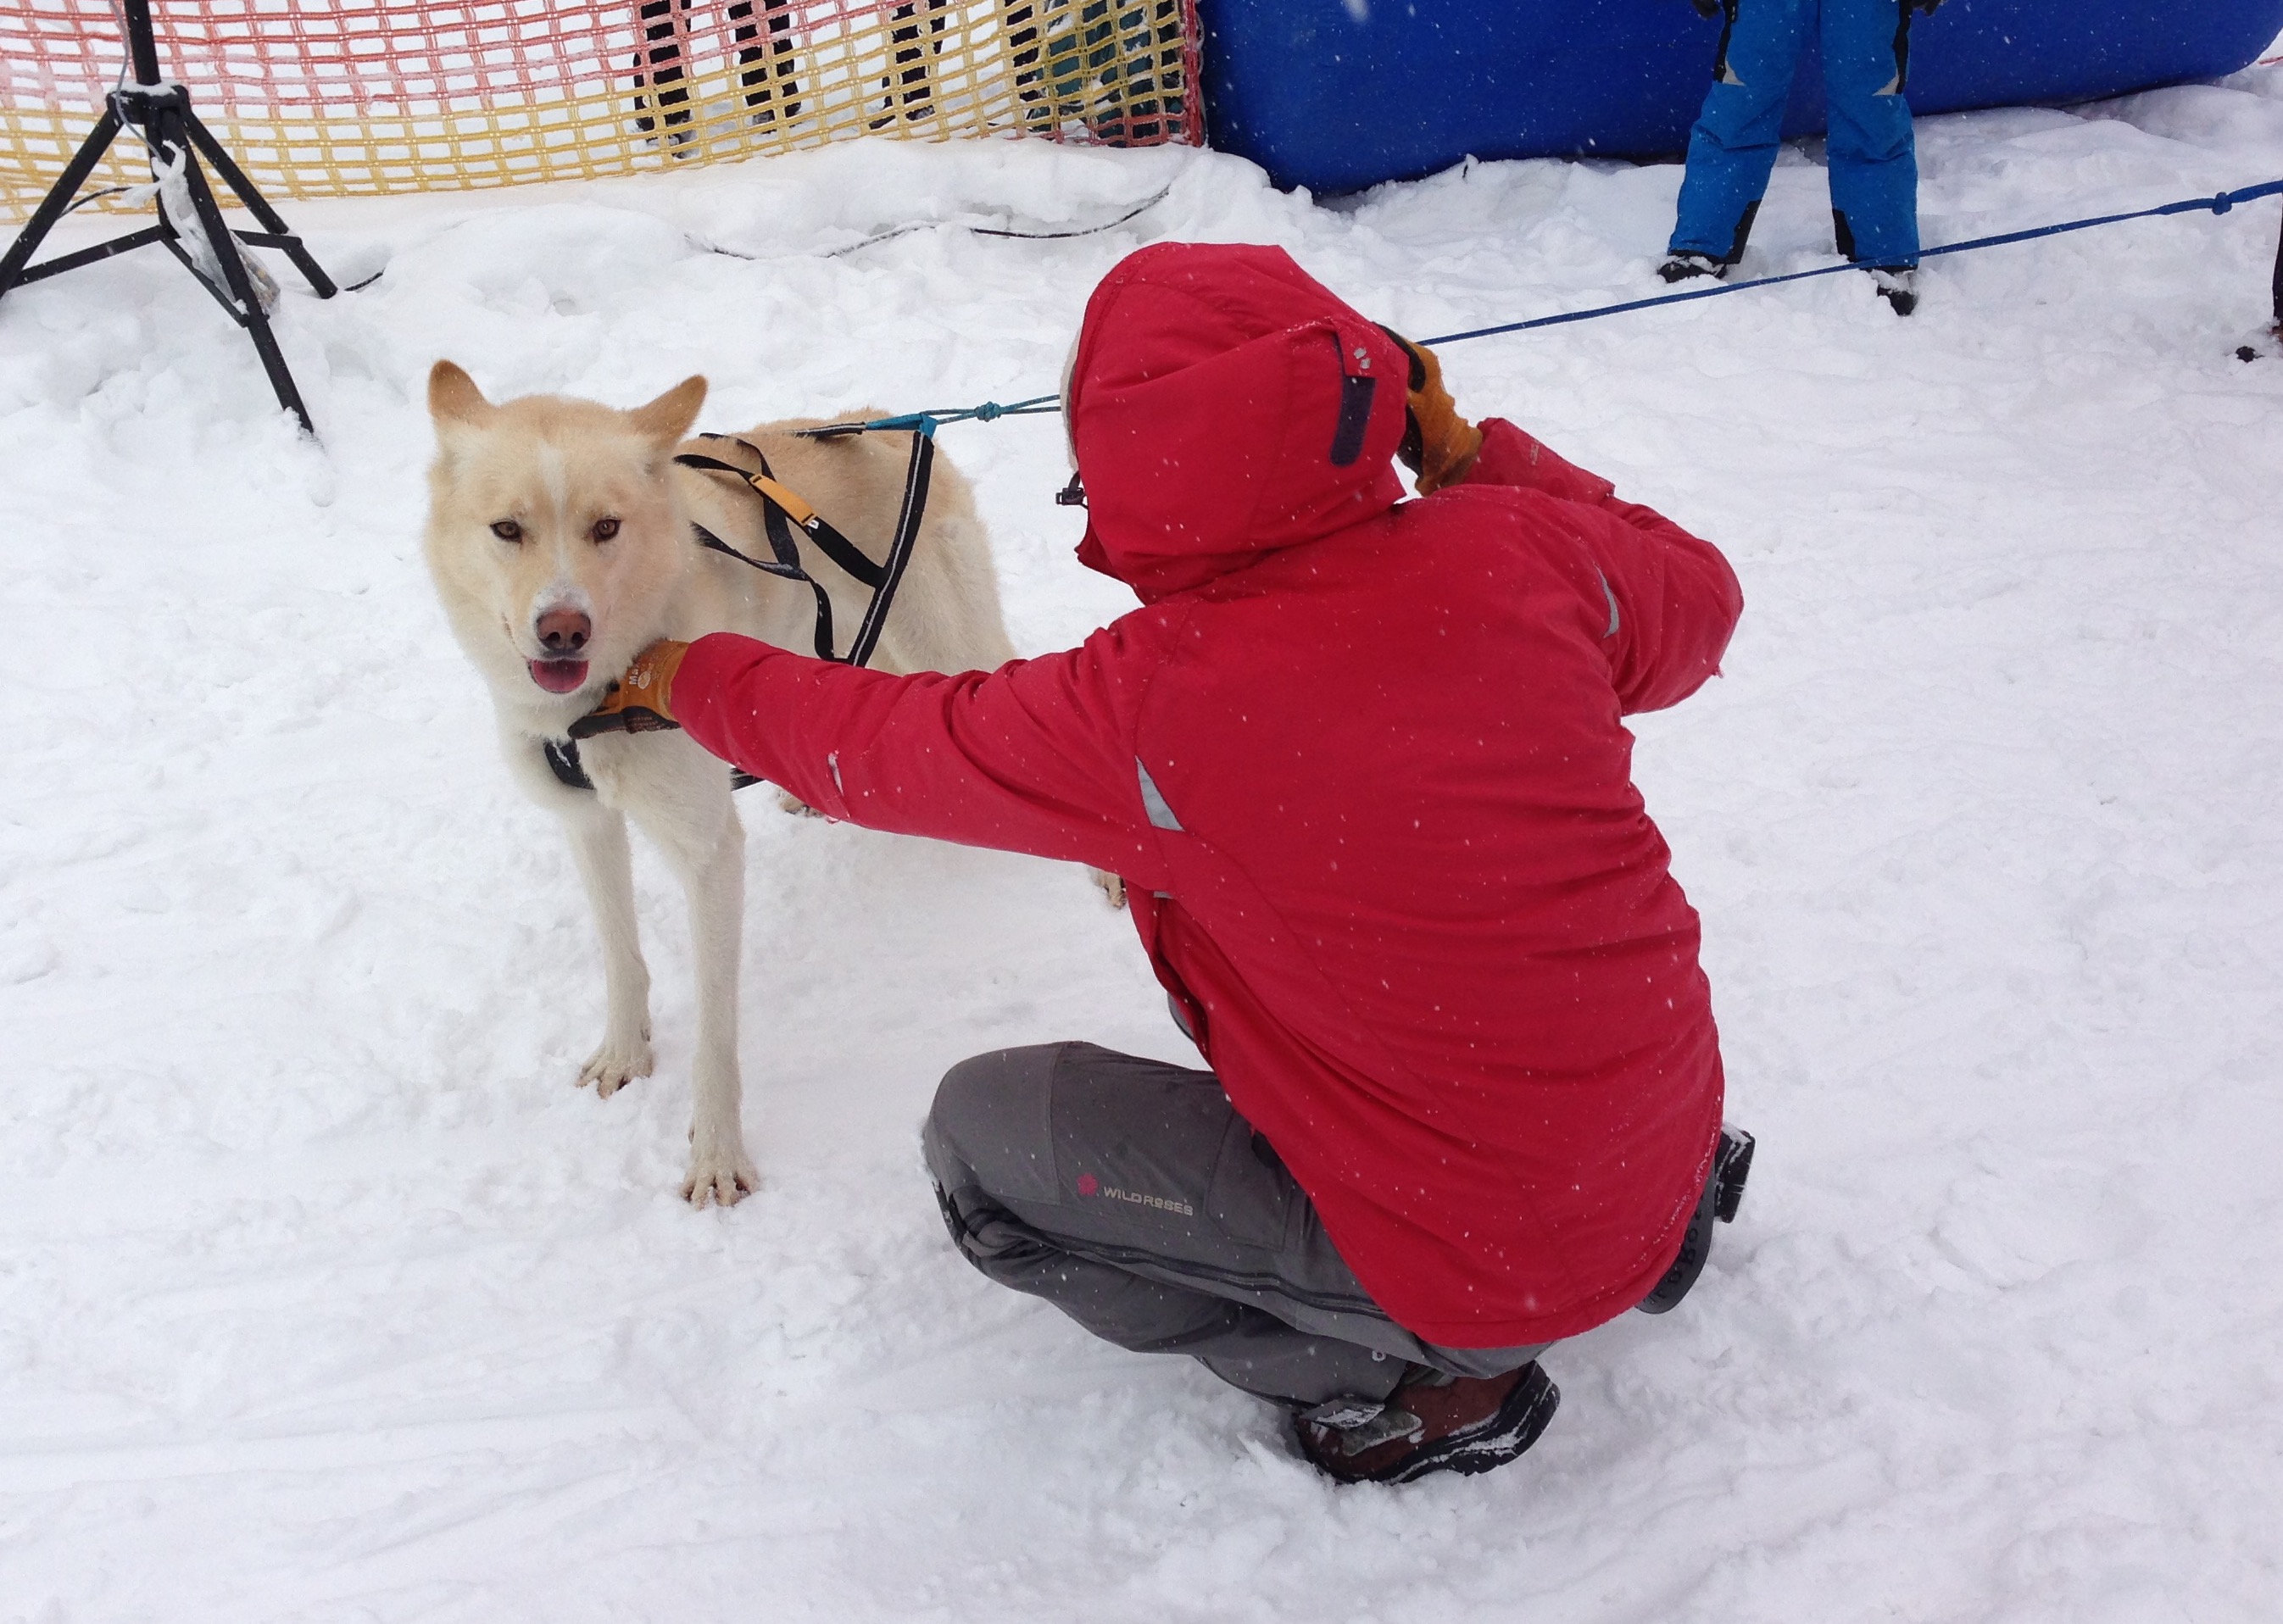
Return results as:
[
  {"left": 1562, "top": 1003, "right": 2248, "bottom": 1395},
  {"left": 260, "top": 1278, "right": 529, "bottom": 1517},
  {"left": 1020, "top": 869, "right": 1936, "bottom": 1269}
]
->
[
  {"left": 593, "top": 516, "right": 621, "bottom": 542},
  {"left": 491, "top": 520, "right": 522, "bottom": 542}
]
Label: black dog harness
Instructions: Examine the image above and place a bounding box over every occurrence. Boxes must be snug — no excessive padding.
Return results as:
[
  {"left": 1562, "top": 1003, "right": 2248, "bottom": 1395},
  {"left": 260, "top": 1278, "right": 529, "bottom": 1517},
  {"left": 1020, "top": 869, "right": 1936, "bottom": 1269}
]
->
[
  {"left": 675, "top": 425, "right": 936, "bottom": 669},
  {"left": 543, "top": 416, "right": 939, "bottom": 794}
]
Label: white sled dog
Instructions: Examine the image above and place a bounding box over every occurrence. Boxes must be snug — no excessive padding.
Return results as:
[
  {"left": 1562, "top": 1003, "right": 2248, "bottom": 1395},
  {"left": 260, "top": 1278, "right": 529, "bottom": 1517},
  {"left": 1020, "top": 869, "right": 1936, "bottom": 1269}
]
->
[{"left": 422, "top": 362, "right": 1018, "bottom": 1205}]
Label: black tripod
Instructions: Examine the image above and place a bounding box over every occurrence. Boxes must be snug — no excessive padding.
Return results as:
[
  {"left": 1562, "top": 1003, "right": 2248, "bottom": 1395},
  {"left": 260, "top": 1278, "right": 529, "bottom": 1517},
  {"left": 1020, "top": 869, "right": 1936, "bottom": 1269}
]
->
[
  {"left": 0, "top": 0, "right": 336, "bottom": 433},
  {"left": 2270, "top": 201, "right": 2283, "bottom": 341}
]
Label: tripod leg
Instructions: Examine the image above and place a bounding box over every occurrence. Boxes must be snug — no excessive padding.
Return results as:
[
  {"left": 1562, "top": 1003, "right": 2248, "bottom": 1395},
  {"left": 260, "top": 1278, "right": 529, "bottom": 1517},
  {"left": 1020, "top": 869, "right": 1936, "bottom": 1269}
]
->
[
  {"left": 0, "top": 107, "right": 126, "bottom": 301},
  {"left": 163, "top": 110, "right": 316, "bottom": 435},
  {"left": 2270, "top": 198, "right": 2281, "bottom": 336},
  {"left": 181, "top": 109, "right": 337, "bottom": 298}
]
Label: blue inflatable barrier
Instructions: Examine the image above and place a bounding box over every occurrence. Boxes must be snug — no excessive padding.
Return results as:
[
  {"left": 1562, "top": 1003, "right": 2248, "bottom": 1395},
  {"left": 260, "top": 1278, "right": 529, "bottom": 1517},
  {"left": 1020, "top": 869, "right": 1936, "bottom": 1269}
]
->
[{"left": 1197, "top": 1, "right": 2283, "bottom": 195}]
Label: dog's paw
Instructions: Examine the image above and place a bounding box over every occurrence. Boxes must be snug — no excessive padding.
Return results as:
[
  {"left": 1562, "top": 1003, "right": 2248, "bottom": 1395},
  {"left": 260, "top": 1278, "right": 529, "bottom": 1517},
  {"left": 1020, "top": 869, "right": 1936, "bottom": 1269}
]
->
[
  {"left": 578, "top": 1035, "right": 654, "bottom": 1097},
  {"left": 1089, "top": 868, "right": 1128, "bottom": 910},
  {"left": 682, "top": 1144, "right": 760, "bottom": 1209},
  {"left": 777, "top": 791, "right": 827, "bottom": 819}
]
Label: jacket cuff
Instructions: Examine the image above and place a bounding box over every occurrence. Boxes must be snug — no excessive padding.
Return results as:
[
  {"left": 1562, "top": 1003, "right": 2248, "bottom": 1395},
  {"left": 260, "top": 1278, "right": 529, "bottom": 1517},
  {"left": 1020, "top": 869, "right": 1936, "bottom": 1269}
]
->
[
  {"left": 672, "top": 630, "right": 768, "bottom": 711},
  {"left": 1463, "top": 418, "right": 1618, "bottom": 504},
  {"left": 672, "top": 631, "right": 797, "bottom": 782}
]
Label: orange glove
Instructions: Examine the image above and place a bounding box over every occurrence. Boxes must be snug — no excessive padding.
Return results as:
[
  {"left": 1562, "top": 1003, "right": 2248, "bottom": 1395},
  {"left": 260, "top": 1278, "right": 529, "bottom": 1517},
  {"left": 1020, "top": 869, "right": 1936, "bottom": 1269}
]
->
[
  {"left": 568, "top": 639, "right": 692, "bottom": 738},
  {"left": 1380, "top": 328, "right": 1483, "bottom": 495}
]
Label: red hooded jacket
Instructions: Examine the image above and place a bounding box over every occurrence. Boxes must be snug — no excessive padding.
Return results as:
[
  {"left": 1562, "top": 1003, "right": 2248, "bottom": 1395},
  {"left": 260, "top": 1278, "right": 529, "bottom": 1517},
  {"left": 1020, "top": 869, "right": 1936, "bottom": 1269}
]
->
[{"left": 674, "top": 243, "right": 1743, "bottom": 1348}]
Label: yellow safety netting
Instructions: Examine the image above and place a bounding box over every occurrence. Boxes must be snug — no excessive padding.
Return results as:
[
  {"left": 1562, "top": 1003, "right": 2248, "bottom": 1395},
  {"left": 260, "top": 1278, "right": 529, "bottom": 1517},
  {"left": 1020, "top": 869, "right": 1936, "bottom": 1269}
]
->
[{"left": 3, "top": 0, "right": 1200, "bottom": 218}]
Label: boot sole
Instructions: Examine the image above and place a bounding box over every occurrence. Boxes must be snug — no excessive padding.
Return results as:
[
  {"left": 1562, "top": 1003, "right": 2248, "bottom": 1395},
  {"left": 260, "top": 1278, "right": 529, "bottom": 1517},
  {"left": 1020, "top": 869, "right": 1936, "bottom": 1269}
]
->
[
  {"left": 1635, "top": 1125, "right": 1753, "bottom": 1315},
  {"left": 1368, "top": 1364, "right": 1562, "bottom": 1485}
]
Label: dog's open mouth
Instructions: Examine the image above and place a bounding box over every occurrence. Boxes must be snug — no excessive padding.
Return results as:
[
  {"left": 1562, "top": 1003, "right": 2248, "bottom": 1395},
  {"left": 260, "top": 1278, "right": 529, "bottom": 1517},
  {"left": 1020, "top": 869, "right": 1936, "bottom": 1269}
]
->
[{"left": 527, "top": 658, "right": 591, "bottom": 694}]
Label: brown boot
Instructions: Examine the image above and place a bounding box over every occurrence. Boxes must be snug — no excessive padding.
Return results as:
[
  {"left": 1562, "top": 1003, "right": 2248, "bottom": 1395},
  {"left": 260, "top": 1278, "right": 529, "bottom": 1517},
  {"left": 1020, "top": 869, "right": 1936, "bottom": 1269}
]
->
[{"left": 1295, "top": 1362, "right": 1559, "bottom": 1485}]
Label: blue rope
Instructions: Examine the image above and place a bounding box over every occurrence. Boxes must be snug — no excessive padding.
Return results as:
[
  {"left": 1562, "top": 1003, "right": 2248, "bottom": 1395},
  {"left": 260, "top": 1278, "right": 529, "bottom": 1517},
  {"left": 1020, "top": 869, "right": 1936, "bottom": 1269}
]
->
[
  {"left": 827, "top": 181, "right": 2283, "bottom": 429},
  {"left": 1421, "top": 178, "right": 2283, "bottom": 345},
  {"left": 816, "top": 393, "right": 1063, "bottom": 437}
]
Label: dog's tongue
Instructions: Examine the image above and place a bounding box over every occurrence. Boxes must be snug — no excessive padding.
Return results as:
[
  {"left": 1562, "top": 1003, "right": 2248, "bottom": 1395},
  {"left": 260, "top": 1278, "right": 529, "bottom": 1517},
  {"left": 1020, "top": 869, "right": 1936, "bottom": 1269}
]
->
[{"left": 528, "top": 659, "right": 590, "bottom": 694}]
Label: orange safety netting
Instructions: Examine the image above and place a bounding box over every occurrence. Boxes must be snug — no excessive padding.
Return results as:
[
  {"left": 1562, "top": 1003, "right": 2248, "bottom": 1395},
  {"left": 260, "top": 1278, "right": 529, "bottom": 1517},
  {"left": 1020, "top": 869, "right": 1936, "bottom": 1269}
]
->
[{"left": 2, "top": 0, "right": 1200, "bottom": 217}]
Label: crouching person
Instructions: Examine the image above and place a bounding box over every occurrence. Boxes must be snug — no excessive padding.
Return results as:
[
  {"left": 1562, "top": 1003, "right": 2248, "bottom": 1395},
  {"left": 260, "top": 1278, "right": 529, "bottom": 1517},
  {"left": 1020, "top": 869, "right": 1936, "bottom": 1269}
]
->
[{"left": 576, "top": 242, "right": 1751, "bottom": 1484}]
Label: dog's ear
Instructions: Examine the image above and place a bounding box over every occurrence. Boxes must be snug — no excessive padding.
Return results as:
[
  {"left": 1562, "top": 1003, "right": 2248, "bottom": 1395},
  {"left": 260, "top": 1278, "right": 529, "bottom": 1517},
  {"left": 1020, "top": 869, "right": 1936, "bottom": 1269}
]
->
[
  {"left": 428, "top": 360, "right": 494, "bottom": 426},
  {"left": 629, "top": 375, "right": 707, "bottom": 445}
]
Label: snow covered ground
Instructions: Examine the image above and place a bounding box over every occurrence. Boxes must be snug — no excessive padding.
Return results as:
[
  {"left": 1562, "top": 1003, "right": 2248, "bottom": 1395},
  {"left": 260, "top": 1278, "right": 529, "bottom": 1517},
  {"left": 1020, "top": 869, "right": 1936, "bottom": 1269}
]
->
[{"left": 6, "top": 42, "right": 2283, "bottom": 1622}]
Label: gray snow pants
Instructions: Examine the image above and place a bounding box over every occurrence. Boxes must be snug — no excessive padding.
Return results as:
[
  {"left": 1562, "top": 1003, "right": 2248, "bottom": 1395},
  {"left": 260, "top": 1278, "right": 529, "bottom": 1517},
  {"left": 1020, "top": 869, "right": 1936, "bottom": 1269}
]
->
[{"left": 921, "top": 1041, "right": 1543, "bottom": 1411}]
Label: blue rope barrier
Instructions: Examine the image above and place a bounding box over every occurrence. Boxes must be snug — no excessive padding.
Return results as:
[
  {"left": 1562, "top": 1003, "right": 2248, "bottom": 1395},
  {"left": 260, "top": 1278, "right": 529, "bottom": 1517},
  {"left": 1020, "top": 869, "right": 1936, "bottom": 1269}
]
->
[{"left": 830, "top": 180, "right": 2283, "bottom": 430}]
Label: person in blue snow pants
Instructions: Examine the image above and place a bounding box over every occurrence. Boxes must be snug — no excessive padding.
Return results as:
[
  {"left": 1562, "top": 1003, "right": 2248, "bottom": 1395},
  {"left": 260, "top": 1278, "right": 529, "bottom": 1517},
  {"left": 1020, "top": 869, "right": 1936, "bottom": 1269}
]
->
[{"left": 1662, "top": 0, "right": 1941, "bottom": 312}]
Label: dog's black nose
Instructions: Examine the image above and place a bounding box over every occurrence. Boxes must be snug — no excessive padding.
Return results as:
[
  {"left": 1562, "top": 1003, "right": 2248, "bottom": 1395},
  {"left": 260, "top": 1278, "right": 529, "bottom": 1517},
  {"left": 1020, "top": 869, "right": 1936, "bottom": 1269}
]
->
[{"left": 537, "top": 607, "right": 592, "bottom": 655}]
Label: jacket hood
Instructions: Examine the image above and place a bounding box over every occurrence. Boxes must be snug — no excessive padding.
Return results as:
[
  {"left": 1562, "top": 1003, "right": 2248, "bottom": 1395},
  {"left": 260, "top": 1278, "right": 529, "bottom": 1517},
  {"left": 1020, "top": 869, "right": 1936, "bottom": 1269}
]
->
[{"left": 1067, "top": 243, "right": 1412, "bottom": 603}]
